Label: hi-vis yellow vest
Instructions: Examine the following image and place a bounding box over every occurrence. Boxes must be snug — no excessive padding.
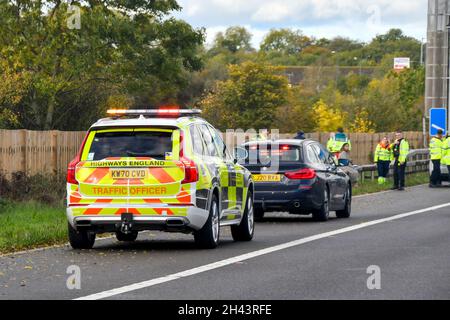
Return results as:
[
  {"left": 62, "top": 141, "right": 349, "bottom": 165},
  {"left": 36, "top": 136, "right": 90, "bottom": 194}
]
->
[
  {"left": 441, "top": 137, "right": 450, "bottom": 165},
  {"left": 374, "top": 144, "right": 393, "bottom": 162},
  {"left": 327, "top": 137, "right": 351, "bottom": 153},
  {"left": 391, "top": 139, "right": 409, "bottom": 165},
  {"left": 429, "top": 137, "right": 443, "bottom": 160}
]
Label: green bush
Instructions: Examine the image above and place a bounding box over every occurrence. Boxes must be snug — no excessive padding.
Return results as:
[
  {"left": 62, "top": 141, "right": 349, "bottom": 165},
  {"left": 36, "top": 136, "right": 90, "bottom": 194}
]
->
[{"left": 0, "top": 172, "right": 66, "bottom": 206}]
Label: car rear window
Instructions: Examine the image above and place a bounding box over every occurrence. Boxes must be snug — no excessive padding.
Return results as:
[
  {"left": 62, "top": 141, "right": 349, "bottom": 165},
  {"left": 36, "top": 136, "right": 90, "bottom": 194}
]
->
[
  {"left": 84, "top": 130, "right": 174, "bottom": 161},
  {"left": 244, "top": 144, "right": 303, "bottom": 164}
]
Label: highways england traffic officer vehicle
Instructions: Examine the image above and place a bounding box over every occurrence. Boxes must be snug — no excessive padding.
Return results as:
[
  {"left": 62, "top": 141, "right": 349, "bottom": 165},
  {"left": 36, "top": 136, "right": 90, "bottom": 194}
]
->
[
  {"left": 66, "top": 109, "right": 254, "bottom": 249},
  {"left": 239, "top": 139, "right": 352, "bottom": 222}
]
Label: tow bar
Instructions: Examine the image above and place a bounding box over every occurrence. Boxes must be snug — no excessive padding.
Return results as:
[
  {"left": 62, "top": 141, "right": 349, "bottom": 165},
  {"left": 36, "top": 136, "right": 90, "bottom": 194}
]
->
[{"left": 120, "top": 213, "right": 134, "bottom": 234}]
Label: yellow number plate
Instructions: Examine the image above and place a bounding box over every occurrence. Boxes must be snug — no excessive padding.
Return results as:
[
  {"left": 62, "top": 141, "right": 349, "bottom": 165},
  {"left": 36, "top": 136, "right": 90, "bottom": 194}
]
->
[
  {"left": 110, "top": 169, "right": 148, "bottom": 179},
  {"left": 253, "top": 174, "right": 281, "bottom": 182}
]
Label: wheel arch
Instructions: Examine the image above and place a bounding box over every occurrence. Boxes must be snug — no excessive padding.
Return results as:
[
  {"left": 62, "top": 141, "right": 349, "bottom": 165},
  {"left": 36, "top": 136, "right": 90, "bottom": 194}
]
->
[
  {"left": 248, "top": 181, "right": 254, "bottom": 197},
  {"left": 245, "top": 182, "right": 255, "bottom": 211},
  {"left": 209, "top": 180, "right": 221, "bottom": 216}
]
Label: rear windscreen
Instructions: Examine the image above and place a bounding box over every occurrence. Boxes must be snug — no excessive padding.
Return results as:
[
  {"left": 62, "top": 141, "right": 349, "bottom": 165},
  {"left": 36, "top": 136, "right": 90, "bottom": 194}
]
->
[
  {"left": 244, "top": 145, "right": 302, "bottom": 164},
  {"left": 85, "top": 131, "right": 173, "bottom": 161}
]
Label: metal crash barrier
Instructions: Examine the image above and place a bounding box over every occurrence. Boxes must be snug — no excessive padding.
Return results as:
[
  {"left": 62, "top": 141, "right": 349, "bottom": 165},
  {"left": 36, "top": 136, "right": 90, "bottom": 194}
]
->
[{"left": 359, "top": 149, "right": 430, "bottom": 182}]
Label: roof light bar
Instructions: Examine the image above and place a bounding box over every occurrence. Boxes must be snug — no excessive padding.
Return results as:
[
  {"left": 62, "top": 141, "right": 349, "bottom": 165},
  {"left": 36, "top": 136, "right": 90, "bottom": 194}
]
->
[{"left": 106, "top": 109, "right": 202, "bottom": 117}]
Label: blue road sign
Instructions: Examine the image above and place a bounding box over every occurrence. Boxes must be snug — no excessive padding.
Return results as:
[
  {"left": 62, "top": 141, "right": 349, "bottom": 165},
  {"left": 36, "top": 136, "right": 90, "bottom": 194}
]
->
[{"left": 429, "top": 108, "right": 447, "bottom": 136}]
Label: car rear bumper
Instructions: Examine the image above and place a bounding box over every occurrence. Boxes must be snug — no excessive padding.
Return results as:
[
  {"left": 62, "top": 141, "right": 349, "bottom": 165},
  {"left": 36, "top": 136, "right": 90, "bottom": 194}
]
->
[
  {"left": 254, "top": 188, "right": 319, "bottom": 212},
  {"left": 66, "top": 205, "right": 209, "bottom": 233}
]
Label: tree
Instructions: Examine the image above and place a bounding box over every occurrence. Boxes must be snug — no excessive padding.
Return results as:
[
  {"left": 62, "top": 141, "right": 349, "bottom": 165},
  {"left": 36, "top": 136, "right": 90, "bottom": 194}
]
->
[
  {"left": 360, "top": 67, "right": 424, "bottom": 132},
  {"left": 275, "top": 85, "right": 317, "bottom": 133},
  {"left": 350, "top": 108, "right": 375, "bottom": 133},
  {"left": 325, "top": 37, "right": 364, "bottom": 52},
  {"left": 312, "top": 99, "right": 346, "bottom": 132},
  {"left": 198, "top": 62, "right": 288, "bottom": 130},
  {"left": 393, "top": 67, "right": 425, "bottom": 130},
  {"left": 362, "top": 76, "right": 402, "bottom": 132},
  {"left": 366, "top": 29, "right": 421, "bottom": 64},
  {"left": 298, "top": 46, "right": 333, "bottom": 66},
  {"left": 259, "top": 29, "right": 313, "bottom": 65},
  {"left": 0, "top": 67, "right": 29, "bottom": 128},
  {"left": 0, "top": 0, "right": 204, "bottom": 130},
  {"left": 211, "top": 26, "right": 253, "bottom": 54},
  {"left": 260, "top": 29, "right": 311, "bottom": 55},
  {"left": 337, "top": 73, "right": 371, "bottom": 95}
]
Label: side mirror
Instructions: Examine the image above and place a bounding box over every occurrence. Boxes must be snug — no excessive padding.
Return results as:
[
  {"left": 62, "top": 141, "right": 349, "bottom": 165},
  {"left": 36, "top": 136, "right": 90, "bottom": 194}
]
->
[{"left": 234, "top": 147, "right": 248, "bottom": 163}]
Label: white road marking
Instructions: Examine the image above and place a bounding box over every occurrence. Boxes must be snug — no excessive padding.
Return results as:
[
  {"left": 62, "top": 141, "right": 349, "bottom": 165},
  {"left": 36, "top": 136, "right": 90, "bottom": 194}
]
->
[{"left": 74, "top": 202, "right": 450, "bottom": 300}]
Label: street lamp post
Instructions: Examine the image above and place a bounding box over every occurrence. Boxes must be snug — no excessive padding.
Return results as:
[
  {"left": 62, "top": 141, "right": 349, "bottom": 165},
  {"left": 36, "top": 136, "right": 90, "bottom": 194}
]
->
[
  {"left": 420, "top": 37, "right": 426, "bottom": 66},
  {"left": 354, "top": 56, "right": 370, "bottom": 76}
]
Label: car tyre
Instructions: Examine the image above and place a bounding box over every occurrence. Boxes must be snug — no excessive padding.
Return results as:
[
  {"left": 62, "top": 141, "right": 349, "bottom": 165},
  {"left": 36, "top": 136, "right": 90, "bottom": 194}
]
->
[
  {"left": 116, "top": 231, "right": 138, "bottom": 242},
  {"left": 336, "top": 185, "right": 352, "bottom": 218},
  {"left": 312, "top": 188, "right": 330, "bottom": 222},
  {"left": 254, "top": 208, "right": 265, "bottom": 221},
  {"left": 68, "top": 223, "right": 96, "bottom": 249},
  {"left": 231, "top": 192, "right": 255, "bottom": 241},
  {"left": 194, "top": 194, "right": 220, "bottom": 249}
]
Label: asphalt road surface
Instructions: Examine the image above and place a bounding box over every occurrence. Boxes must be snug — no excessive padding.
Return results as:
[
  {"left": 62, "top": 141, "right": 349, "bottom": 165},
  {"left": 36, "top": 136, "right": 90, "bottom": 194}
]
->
[{"left": 1, "top": 184, "right": 449, "bottom": 300}]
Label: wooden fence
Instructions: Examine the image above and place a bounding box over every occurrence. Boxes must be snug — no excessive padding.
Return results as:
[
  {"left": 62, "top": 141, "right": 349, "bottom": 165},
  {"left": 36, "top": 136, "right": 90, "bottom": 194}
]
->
[
  {"left": 0, "top": 130, "right": 86, "bottom": 178},
  {"left": 0, "top": 129, "right": 425, "bottom": 178}
]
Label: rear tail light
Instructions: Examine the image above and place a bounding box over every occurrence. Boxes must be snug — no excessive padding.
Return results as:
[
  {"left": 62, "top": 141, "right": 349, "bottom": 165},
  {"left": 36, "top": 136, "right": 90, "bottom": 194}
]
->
[
  {"left": 181, "top": 157, "right": 199, "bottom": 184},
  {"left": 284, "top": 168, "right": 316, "bottom": 180},
  {"left": 178, "top": 130, "right": 198, "bottom": 183},
  {"left": 67, "top": 131, "right": 90, "bottom": 185},
  {"left": 67, "top": 157, "right": 79, "bottom": 185}
]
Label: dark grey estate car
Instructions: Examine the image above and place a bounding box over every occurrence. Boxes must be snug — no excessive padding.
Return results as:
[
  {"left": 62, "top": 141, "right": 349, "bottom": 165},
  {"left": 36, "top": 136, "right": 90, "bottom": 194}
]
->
[{"left": 240, "top": 139, "right": 352, "bottom": 222}]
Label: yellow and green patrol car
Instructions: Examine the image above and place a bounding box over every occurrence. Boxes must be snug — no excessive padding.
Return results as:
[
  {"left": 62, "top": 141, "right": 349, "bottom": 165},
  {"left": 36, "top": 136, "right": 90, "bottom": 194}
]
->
[{"left": 66, "top": 109, "right": 254, "bottom": 249}]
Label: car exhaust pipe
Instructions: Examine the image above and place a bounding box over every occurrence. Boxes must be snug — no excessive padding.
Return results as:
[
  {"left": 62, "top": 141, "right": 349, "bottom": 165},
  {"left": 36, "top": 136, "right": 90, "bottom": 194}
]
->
[
  {"left": 294, "top": 202, "right": 300, "bottom": 208},
  {"left": 166, "top": 218, "right": 185, "bottom": 227},
  {"left": 76, "top": 220, "right": 92, "bottom": 228}
]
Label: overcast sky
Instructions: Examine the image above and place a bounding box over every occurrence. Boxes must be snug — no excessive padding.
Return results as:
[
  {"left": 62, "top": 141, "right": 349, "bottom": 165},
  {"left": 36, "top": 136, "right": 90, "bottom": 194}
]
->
[{"left": 174, "top": 0, "right": 427, "bottom": 47}]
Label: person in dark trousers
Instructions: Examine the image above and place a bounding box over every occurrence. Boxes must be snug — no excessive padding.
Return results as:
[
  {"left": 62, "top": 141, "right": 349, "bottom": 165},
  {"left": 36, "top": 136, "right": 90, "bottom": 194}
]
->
[
  {"left": 429, "top": 129, "right": 444, "bottom": 188},
  {"left": 391, "top": 131, "right": 410, "bottom": 191},
  {"left": 294, "top": 131, "right": 306, "bottom": 140},
  {"left": 374, "top": 136, "right": 393, "bottom": 185}
]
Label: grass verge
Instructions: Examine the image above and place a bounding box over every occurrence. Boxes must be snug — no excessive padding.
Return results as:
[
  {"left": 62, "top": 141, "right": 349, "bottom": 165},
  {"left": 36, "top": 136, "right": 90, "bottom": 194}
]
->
[
  {"left": 0, "top": 201, "right": 66, "bottom": 254},
  {"left": 353, "top": 172, "right": 429, "bottom": 196},
  {"left": 0, "top": 171, "right": 430, "bottom": 254}
]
